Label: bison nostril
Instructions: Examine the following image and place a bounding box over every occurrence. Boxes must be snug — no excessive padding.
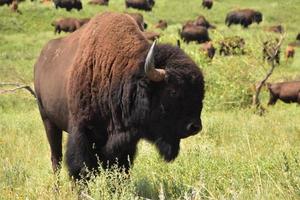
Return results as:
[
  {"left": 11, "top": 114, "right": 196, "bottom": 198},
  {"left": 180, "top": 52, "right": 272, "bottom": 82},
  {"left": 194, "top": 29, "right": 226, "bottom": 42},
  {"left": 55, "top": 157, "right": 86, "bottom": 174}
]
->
[{"left": 186, "top": 123, "right": 201, "bottom": 134}]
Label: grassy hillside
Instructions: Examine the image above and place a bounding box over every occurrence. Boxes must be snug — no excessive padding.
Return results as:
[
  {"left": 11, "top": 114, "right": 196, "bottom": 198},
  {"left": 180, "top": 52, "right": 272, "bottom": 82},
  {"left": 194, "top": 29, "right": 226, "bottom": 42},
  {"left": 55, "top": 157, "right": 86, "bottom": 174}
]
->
[{"left": 0, "top": 0, "right": 300, "bottom": 199}]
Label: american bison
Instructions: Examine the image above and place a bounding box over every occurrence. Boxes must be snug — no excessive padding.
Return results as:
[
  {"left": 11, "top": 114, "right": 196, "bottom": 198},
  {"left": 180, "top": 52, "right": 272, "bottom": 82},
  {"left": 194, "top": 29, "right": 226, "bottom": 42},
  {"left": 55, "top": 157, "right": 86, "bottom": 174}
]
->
[
  {"left": 219, "top": 36, "right": 245, "bottom": 56},
  {"left": 53, "top": 0, "right": 82, "bottom": 11},
  {"left": 200, "top": 41, "right": 215, "bottom": 59},
  {"left": 263, "top": 38, "right": 280, "bottom": 64},
  {"left": 0, "top": 0, "right": 13, "bottom": 6},
  {"left": 194, "top": 15, "right": 216, "bottom": 29},
  {"left": 285, "top": 45, "right": 295, "bottom": 60},
  {"left": 155, "top": 20, "right": 168, "bottom": 30},
  {"left": 51, "top": 18, "right": 88, "bottom": 34},
  {"left": 125, "top": 0, "right": 154, "bottom": 11},
  {"left": 225, "top": 9, "right": 263, "bottom": 28},
  {"left": 179, "top": 24, "right": 210, "bottom": 44},
  {"left": 267, "top": 81, "right": 300, "bottom": 105},
  {"left": 88, "top": 0, "right": 108, "bottom": 5},
  {"left": 34, "top": 12, "right": 205, "bottom": 180},
  {"left": 202, "top": 0, "right": 213, "bottom": 9},
  {"left": 143, "top": 31, "right": 160, "bottom": 41},
  {"left": 126, "top": 12, "right": 147, "bottom": 31},
  {"left": 265, "top": 25, "right": 284, "bottom": 34}
]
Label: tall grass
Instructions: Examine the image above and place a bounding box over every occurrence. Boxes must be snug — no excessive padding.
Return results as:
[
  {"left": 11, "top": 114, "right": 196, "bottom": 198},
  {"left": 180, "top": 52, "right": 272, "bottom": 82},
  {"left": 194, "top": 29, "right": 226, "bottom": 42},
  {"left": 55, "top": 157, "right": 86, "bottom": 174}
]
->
[{"left": 1, "top": 0, "right": 300, "bottom": 199}]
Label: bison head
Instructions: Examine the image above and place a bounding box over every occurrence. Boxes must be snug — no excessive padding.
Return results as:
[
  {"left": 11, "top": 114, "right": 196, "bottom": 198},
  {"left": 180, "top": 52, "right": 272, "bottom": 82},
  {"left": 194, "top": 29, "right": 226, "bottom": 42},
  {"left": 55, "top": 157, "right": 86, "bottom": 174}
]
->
[
  {"left": 253, "top": 11, "right": 262, "bottom": 24},
  {"left": 142, "top": 41, "right": 204, "bottom": 162}
]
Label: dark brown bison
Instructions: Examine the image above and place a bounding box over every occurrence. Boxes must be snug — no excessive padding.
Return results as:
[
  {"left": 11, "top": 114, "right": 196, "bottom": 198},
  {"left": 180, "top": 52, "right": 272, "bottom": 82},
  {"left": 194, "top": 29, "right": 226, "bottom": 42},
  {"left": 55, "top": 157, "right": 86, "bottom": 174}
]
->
[
  {"left": 219, "top": 36, "right": 245, "bottom": 56},
  {"left": 179, "top": 24, "right": 210, "bottom": 44},
  {"left": 125, "top": 12, "right": 147, "bottom": 31},
  {"left": 202, "top": 0, "right": 213, "bottom": 9},
  {"left": 297, "top": 33, "right": 300, "bottom": 41},
  {"left": 200, "top": 41, "right": 215, "bottom": 59},
  {"left": 34, "top": 12, "right": 204, "bottom": 180},
  {"left": 225, "top": 9, "right": 263, "bottom": 28},
  {"left": 263, "top": 38, "right": 280, "bottom": 64},
  {"left": 194, "top": 15, "right": 216, "bottom": 29},
  {"left": 143, "top": 31, "right": 160, "bottom": 41},
  {"left": 265, "top": 25, "right": 284, "bottom": 34},
  {"left": 285, "top": 45, "right": 295, "bottom": 60},
  {"left": 53, "top": 0, "right": 82, "bottom": 11},
  {"left": 0, "top": 0, "right": 13, "bottom": 5},
  {"left": 155, "top": 20, "right": 168, "bottom": 30},
  {"left": 267, "top": 81, "right": 300, "bottom": 105},
  {"left": 51, "top": 18, "right": 87, "bottom": 34},
  {"left": 125, "top": 0, "right": 154, "bottom": 11},
  {"left": 88, "top": 0, "right": 108, "bottom": 5}
]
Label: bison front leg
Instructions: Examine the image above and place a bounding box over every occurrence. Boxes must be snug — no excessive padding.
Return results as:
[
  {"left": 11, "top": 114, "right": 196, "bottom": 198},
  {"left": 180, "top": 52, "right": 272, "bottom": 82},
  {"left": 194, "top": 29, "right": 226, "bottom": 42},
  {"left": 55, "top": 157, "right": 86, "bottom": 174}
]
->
[{"left": 268, "top": 94, "right": 278, "bottom": 106}]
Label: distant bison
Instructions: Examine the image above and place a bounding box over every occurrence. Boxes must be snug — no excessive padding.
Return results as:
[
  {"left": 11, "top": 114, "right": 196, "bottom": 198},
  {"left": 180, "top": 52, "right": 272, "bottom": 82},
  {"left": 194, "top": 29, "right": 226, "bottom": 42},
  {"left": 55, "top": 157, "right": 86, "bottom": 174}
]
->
[
  {"left": 88, "top": 0, "right": 108, "bottom": 5},
  {"left": 219, "top": 36, "right": 245, "bottom": 56},
  {"left": 53, "top": 0, "right": 82, "bottom": 11},
  {"left": 267, "top": 81, "right": 300, "bottom": 105},
  {"left": 0, "top": 0, "right": 13, "bottom": 6},
  {"left": 263, "top": 38, "right": 280, "bottom": 64},
  {"left": 200, "top": 41, "right": 215, "bottom": 59},
  {"left": 179, "top": 24, "right": 210, "bottom": 44},
  {"left": 202, "top": 0, "right": 213, "bottom": 9},
  {"left": 143, "top": 31, "right": 160, "bottom": 41},
  {"left": 155, "top": 20, "right": 168, "bottom": 30},
  {"left": 126, "top": 12, "right": 147, "bottom": 31},
  {"left": 125, "top": 0, "right": 154, "bottom": 11},
  {"left": 51, "top": 18, "right": 88, "bottom": 34},
  {"left": 225, "top": 9, "right": 263, "bottom": 28},
  {"left": 285, "top": 45, "right": 295, "bottom": 60},
  {"left": 34, "top": 12, "right": 204, "bottom": 179},
  {"left": 265, "top": 25, "right": 284, "bottom": 34},
  {"left": 194, "top": 15, "right": 216, "bottom": 29}
]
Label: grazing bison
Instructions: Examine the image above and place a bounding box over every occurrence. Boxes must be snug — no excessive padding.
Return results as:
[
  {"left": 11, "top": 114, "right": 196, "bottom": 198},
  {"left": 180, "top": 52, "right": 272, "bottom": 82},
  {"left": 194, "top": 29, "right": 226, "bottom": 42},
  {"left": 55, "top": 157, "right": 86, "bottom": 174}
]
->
[
  {"left": 225, "top": 9, "right": 263, "bottom": 28},
  {"left": 202, "top": 0, "right": 213, "bottom": 9},
  {"left": 265, "top": 25, "right": 284, "bottom": 34},
  {"left": 0, "top": 0, "right": 12, "bottom": 6},
  {"left": 179, "top": 24, "right": 210, "bottom": 44},
  {"left": 88, "top": 0, "right": 108, "bottom": 5},
  {"left": 126, "top": 12, "right": 147, "bottom": 31},
  {"left": 285, "top": 45, "right": 295, "bottom": 60},
  {"left": 200, "top": 41, "right": 215, "bottom": 59},
  {"left": 155, "top": 20, "right": 168, "bottom": 30},
  {"left": 125, "top": 0, "right": 154, "bottom": 11},
  {"left": 34, "top": 12, "right": 205, "bottom": 180},
  {"left": 263, "top": 38, "right": 280, "bottom": 64},
  {"left": 51, "top": 18, "right": 87, "bottom": 34},
  {"left": 297, "top": 33, "right": 300, "bottom": 41},
  {"left": 219, "top": 36, "right": 245, "bottom": 56},
  {"left": 267, "top": 81, "right": 300, "bottom": 105},
  {"left": 53, "top": 0, "right": 82, "bottom": 11},
  {"left": 194, "top": 15, "right": 216, "bottom": 29}
]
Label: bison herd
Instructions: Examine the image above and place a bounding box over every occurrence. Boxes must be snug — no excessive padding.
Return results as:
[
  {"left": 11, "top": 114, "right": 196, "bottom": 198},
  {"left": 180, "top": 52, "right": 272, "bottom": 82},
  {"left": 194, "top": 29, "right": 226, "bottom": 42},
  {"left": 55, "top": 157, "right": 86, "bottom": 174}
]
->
[{"left": 2, "top": 0, "right": 299, "bottom": 183}]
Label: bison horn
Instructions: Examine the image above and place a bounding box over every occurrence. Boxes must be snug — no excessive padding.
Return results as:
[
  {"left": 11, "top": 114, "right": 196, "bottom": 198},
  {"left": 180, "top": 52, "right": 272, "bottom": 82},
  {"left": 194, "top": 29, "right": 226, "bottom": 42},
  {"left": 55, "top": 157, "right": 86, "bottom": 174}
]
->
[{"left": 144, "top": 40, "right": 166, "bottom": 82}]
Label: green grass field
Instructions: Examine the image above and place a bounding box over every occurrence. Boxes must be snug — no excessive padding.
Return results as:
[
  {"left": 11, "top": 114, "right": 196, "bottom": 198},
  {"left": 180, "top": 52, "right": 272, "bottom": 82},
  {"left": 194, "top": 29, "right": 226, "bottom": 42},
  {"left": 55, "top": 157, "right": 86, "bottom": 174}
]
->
[{"left": 1, "top": 0, "right": 300, "bottom": 199}]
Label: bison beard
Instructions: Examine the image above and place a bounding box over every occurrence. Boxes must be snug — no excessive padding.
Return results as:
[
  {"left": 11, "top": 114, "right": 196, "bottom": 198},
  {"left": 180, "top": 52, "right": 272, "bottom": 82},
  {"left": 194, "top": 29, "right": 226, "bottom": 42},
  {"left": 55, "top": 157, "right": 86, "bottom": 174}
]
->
[{"left": 34, "top": 12, "right": 204, "bottom": 181}]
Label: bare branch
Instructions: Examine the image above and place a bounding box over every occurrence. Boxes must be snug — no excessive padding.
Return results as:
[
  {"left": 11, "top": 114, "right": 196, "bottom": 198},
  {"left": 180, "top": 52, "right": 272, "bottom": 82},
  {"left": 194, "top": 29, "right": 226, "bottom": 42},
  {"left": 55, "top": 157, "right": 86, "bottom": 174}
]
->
[
  {"left": 252, "top": 34, "right": 285, "bottom": 114},
  {"left": 0, "top": 82, "right": 36, "bottom": 98}
]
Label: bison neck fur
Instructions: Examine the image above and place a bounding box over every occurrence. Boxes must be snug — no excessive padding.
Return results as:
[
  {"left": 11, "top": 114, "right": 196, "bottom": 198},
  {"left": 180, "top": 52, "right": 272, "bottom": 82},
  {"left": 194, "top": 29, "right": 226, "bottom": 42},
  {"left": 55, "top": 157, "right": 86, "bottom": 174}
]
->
[{"left": 34, "top": 12, "right": 204, "bottom": 180}]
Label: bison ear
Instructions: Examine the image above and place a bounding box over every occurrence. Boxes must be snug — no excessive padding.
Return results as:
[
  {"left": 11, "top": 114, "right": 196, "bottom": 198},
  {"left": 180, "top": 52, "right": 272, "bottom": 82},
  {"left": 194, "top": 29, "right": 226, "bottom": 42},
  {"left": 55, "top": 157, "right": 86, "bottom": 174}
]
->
[{"left": 144, "top": 40, "right": 166, "bottom": 82}]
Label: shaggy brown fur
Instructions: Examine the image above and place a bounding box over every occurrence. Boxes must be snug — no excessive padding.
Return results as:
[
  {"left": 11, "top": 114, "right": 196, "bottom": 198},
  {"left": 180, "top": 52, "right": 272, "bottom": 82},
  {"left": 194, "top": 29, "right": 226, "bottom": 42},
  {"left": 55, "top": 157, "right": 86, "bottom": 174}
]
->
[
  {"left": 285, "top": 45, "right": 295, "bottom": 60},
  {"left": 179, "top": 24, "right": 210, "bottom": 44},
  {"left": 267, "top": 81, "right": 300, "bottom": 105},
  {"left": 194, "top": 15, "right": 215, "bottom": 29},
  {"left": 143, "top": 31, "right": 160, "bottom": 41},
  {"left": 34, "top": 12, "right": 204, "bottom": 180},
  {"left": 200, "top": 41, "right": 215, "bottom": 59},
  {"left": 88, "top": 0, "right": 108, "bottom": 6},
  {"left": 155, "top": 20, "right": 168, "bottom": 30},
  {"left": 202, "top": 0, "right": 213, "bottom": 9}
]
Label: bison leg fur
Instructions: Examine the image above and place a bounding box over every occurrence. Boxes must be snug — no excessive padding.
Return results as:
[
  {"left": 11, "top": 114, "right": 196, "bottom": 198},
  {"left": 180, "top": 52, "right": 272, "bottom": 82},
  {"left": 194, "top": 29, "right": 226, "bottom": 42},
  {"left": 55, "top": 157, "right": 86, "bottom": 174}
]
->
[{"left": 42, "top": 118, "right": 63, "bottom": 174}]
